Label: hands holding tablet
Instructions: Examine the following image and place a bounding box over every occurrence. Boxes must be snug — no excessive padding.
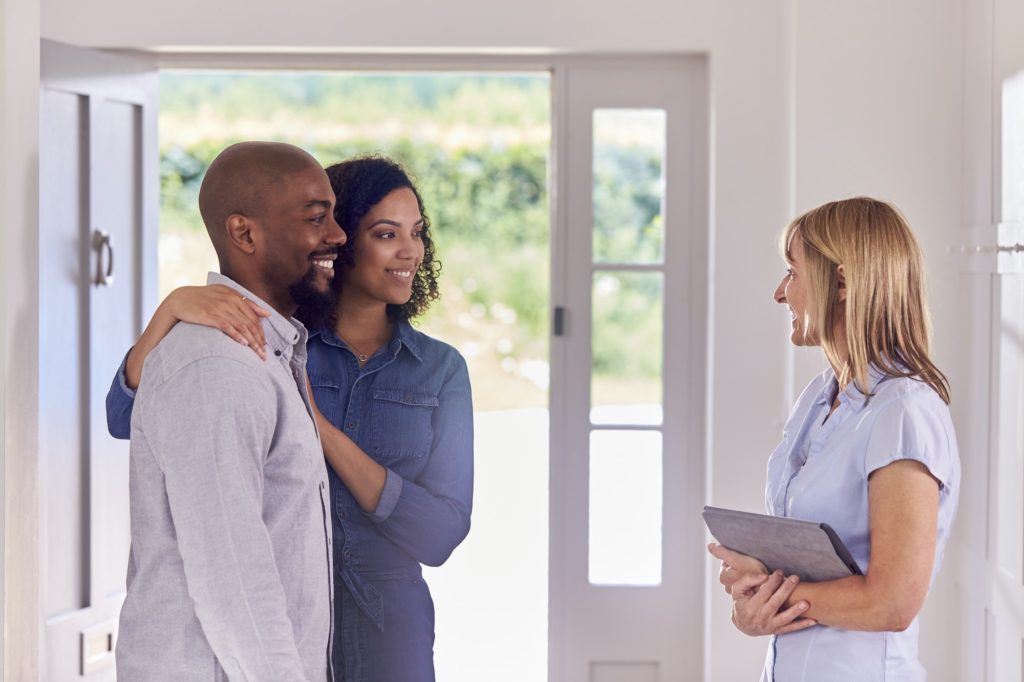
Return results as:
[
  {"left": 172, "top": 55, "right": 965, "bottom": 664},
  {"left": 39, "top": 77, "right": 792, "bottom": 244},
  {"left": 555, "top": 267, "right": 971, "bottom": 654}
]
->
[{"left": 708, "top": 543, "right": 817, "bottom": 637}]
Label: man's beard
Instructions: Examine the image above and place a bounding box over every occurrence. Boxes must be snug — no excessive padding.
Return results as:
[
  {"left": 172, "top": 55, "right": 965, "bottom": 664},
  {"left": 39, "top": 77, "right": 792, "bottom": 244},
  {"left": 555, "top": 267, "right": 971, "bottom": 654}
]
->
[{"left": 291, "top": 267, "right": 337, "bottom": 329}]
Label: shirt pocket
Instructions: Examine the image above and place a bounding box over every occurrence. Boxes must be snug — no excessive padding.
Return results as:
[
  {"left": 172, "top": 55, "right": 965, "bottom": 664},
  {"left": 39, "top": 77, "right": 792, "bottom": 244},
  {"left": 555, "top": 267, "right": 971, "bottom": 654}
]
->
[{"left": 370, "top": 388, "right": 438, "bottom": 462}]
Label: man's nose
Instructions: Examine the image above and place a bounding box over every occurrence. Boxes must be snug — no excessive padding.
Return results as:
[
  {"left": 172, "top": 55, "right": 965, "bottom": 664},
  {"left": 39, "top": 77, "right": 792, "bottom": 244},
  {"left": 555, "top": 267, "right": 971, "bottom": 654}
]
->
[{"left": 325, "top": 214, "right": 346, "bottom": 246}]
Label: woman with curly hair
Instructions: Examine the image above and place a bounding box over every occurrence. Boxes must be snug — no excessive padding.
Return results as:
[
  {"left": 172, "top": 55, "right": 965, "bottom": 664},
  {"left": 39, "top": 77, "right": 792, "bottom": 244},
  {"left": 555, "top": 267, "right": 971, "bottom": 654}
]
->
[{"left": 106, "top": 155, "right": 473, "bottom": 681}]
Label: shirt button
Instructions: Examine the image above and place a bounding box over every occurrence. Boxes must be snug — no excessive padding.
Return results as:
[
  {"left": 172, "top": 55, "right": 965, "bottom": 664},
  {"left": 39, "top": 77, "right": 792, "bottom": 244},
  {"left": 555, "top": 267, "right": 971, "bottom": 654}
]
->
[{"left": 274, "top": 350, "right": 282, "bottom": 357}]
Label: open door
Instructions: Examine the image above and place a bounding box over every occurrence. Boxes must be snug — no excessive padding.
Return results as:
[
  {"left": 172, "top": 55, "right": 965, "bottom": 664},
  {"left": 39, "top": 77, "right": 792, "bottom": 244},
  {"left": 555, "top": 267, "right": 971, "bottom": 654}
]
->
[{"left": 39, "top": 39, "right": 157, "bottom": 681}]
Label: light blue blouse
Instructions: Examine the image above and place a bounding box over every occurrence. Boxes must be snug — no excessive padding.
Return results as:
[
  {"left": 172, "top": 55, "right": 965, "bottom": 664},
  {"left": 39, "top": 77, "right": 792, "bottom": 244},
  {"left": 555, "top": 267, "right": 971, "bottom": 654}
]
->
[{"left": 762, "top": 365, "right": 960, "bottom": 682}]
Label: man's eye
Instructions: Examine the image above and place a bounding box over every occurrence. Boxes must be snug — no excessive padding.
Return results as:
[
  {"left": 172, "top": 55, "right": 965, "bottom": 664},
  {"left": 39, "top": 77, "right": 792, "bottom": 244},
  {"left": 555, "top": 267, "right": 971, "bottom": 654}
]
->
[{"left": 311, "top": 214, "right": 327, "bottom": 224}]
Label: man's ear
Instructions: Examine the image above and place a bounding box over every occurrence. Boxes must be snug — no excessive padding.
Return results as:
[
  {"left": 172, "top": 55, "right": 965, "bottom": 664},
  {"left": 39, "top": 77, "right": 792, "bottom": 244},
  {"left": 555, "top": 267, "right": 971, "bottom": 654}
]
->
[
  {"left": 225, "top": 214, "right": 257, "bottom": 254},
  {"left": 836, "top": 264, "right": 847, "bottom": 303}
]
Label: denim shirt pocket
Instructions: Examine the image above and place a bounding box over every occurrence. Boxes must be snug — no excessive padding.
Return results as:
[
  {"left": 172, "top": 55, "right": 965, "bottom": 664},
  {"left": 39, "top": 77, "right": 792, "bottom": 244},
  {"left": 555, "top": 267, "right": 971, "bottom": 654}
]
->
[{"left": 369, "top": 388, "right": 438, "bottom": 462}]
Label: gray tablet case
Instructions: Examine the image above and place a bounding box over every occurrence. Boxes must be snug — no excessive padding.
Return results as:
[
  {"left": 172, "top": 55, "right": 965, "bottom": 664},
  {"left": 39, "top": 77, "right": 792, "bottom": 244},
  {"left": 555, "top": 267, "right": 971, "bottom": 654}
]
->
[{"left": 702, "top": 506, "right": 862, "bottom": 582}]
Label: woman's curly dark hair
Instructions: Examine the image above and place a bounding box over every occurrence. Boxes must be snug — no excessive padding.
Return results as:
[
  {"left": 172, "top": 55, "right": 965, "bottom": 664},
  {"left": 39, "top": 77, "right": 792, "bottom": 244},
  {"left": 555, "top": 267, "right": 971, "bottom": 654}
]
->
[{"left": 324, "top": 155, "right": 441, "bottom": 322}]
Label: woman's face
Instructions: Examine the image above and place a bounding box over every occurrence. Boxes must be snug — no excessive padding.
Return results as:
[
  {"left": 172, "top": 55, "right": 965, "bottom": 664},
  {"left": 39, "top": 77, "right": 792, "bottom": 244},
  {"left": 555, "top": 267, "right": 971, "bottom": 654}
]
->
[
  {"left": 340, "top": 187, "right": 425, "bottom": 307},
  {"left": 774, "top": 231, "right": 819, "bottom": 347}
]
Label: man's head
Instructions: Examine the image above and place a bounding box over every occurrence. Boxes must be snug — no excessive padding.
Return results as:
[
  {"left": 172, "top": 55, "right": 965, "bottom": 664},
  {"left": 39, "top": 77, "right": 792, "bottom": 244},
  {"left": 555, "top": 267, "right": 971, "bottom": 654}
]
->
[{"left": 198, "top": 141, "right": 345, "bottom": 322}]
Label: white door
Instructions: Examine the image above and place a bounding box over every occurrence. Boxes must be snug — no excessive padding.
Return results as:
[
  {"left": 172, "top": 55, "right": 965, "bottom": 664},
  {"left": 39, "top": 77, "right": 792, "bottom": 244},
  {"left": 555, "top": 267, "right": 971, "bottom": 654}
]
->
[
  {"left": 950, "top": 1, "right": 1024, "bottom": 677},
  {"left": 39, "top": 39, "right": 157, "bottom": 681},
  {"left": 549, "top": 60, "right": 709, "bottom": 681},
  {"left": 954, "top": 226, "right": 1024, "bottom": 682}
]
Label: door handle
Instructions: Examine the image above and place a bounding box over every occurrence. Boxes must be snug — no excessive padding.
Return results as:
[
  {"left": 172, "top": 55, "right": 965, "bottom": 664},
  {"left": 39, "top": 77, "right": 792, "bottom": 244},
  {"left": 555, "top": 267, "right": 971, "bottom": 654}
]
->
[
  {"left": 553, "top": 306, "right": 566, "bottom": 336},
  {"left": 92, "top": 229, "right": 114, "bottom": 287}
]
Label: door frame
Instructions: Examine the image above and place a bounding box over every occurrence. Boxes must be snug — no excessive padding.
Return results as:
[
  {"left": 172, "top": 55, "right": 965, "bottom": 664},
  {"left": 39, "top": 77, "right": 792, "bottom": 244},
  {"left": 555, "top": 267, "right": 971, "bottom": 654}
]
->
[{"left": 35, "top": 48, "right": 711, "bottom": 681}]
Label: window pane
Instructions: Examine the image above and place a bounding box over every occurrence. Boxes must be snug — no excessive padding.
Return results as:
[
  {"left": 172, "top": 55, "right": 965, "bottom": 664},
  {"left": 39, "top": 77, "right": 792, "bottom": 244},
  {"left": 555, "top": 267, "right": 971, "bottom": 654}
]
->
[
  {"left": 588, "top": 430, "right": 663, "bottom": 586},
  {"left": 591, "top": 271, "right": 663, "bottom": 425},
  {"left": 1003, "top": 70, "right": 1024, "bottom": 222},
  {"left": 592, "top": 108, "right": 666, "bottom": 264}
]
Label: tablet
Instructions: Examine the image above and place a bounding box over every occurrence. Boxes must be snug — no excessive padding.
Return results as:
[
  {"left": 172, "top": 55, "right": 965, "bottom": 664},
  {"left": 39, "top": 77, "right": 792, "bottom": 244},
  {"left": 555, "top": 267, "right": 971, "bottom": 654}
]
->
[{"left": 702, "top": 506, "right": 862, "bottom": 582}]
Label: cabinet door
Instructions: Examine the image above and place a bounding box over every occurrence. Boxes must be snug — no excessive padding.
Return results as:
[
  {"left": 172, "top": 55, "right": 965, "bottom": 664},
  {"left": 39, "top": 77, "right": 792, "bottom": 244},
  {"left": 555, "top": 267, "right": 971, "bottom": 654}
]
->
[{"left": 39, "top": 39, "right": 157, "bottom": 681}]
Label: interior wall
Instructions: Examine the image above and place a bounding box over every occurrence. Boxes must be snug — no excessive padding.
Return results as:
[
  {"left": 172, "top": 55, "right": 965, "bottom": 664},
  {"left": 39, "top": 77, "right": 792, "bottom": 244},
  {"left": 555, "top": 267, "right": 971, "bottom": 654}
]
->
[
  {"left": 1, "top": 0, "right": 41, "bottom": 677},
  {"left": 36, "top": 0, "right": 969, "bottom": 680},
  {"left": 791, "top": 4, "right": 965, "bottom": 679}
]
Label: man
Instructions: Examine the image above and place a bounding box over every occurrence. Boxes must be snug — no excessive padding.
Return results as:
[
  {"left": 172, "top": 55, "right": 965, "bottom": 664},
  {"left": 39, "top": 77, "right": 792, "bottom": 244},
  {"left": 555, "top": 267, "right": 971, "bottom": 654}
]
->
[{"left": 116, "top": 142, "right": 345, "bottom": 681}]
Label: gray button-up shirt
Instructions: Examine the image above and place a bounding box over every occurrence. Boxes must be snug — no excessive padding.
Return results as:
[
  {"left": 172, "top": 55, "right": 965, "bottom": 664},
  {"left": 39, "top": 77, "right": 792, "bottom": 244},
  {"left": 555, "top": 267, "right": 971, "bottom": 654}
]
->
[{"left": 117, "top": 273, "right": 334, "bottom": 682}]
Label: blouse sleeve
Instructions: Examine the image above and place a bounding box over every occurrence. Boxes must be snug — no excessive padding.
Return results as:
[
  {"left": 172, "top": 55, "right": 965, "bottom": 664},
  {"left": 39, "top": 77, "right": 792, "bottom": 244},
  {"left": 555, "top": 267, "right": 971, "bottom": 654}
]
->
[{"left": 863, "top": 391, "right": 956, "bottom": 490}]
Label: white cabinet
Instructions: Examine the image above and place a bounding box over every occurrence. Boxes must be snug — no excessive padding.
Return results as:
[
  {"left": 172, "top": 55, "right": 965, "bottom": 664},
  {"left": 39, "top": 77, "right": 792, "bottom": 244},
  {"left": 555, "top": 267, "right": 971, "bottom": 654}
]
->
[{"left": 39, "top": 40, "right": 156, "bottom": 681}]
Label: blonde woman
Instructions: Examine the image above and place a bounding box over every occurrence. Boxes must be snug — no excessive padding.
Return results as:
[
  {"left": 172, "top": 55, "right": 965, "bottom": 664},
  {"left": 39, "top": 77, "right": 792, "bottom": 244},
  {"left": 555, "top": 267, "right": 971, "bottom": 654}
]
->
[{"left": 709, "top": 198, "right": 960, "bottom": 681}]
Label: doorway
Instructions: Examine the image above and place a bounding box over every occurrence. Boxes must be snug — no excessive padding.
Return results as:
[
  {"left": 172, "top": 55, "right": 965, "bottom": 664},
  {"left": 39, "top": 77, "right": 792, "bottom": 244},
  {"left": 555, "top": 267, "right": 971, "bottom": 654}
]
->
[
  {"left": 157, "top": 69, "right": 553, "bottom": 681},
  {"left": 39, "top": 47, "right": 709, "bottom": 681}
]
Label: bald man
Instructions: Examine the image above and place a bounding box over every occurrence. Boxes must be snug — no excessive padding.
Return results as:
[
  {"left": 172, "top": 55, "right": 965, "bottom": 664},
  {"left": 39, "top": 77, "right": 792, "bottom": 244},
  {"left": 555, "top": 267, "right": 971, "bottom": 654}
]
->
[{"left": 115, "top": 142, "right": 345, "bottom": 681}]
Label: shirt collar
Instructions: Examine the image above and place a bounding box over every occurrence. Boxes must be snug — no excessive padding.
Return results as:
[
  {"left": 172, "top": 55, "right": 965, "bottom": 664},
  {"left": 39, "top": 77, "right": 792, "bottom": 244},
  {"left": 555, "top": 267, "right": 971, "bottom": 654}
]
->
[
  {"left": 392, "top": 320, "right": 423, "bottom": 362},
  {"left": 309, "top": 318, "right": 423, "bottom": 363},
  {"left": 206, "top": 272, "right": 307, "bottom": 361},
  {"left": 815, "top": 363, "right": 890, "bottom": 410}
]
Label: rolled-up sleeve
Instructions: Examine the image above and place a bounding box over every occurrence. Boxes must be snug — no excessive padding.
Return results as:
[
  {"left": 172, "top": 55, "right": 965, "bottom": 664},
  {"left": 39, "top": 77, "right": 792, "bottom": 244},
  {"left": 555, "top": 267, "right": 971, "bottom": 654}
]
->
[
  {"left": 137, "top": 355, "right": 309, "bottom": 681},
  {"left": 105, "top": 350, "right": 137, "bottom": 440},
  {"left": 369, "top": 355, "right": 474, "bottom": 567}
]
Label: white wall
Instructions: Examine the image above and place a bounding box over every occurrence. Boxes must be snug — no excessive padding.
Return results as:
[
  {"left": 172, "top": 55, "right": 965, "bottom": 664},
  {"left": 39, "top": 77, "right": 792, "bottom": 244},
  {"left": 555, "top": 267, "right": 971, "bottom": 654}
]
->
[
  {"left": 1, "top": 0, "right": 41, "bottom": 678},
  {"left": 36, "top": 0, "right": 970, "bottom": 680},
  {"left": 792, "top": 5, "right": 965, "bottom": 679}
]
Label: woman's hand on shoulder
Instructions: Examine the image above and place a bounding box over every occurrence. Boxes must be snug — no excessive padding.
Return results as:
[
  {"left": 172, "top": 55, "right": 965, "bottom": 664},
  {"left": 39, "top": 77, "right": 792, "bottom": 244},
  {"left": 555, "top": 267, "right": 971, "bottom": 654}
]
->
[
  {"left": 125, "top": 284, "right": 271, "bottom": 389},
  {"left": 166, "top": 284, "right": 270, "bottom": 360},
  {"left": 729, "top": 571, "right": 817, "bottom": 637}
]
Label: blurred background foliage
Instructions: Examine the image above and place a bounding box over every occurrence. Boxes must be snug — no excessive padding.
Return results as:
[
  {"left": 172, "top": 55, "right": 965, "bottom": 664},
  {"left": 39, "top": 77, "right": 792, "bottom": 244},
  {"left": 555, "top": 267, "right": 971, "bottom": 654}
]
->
[{"left": 159, "top": 71, "right": 663, "bottom": 411}]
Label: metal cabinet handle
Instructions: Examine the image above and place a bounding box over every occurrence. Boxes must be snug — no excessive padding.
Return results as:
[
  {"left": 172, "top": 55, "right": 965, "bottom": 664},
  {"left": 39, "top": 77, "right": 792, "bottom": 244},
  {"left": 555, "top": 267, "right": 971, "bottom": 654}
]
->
[{"left": 92, "top": 229, "right": 114, "bottom": 287}]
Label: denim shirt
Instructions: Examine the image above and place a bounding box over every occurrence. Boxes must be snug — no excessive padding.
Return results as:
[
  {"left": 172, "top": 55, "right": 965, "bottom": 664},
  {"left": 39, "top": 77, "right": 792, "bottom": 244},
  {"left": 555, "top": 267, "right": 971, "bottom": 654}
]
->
[
  {"left": 307, "top": 320, "right": 474, "bottom": 630},
  {"left": 762, "top": 366, "right": 959, "bottom": 682},
  {"left": 107, "top": 319, "right": 474, "bottom": 645}
]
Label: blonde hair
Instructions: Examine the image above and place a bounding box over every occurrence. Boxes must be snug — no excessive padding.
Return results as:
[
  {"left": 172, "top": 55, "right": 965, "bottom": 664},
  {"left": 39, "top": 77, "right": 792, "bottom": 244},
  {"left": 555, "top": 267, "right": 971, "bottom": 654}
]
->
[{"left": 781, "top": 197, "right": 950, "bottom": 404}]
